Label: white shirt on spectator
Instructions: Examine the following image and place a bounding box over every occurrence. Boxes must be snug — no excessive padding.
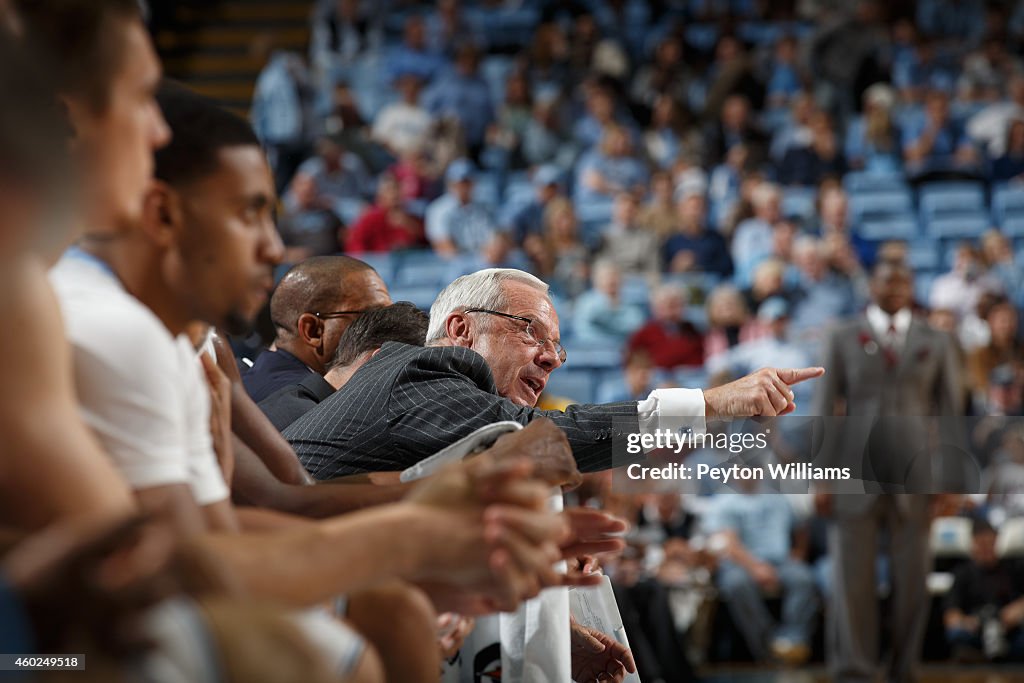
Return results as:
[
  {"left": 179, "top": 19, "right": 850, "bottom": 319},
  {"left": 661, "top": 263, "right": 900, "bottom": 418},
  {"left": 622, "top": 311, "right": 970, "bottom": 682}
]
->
[
  {"left": 372, "top": 102, "right": 434, "bottom": 156},
  {"left": 50, "top": 253, "right": 229, "bottom": 506}
]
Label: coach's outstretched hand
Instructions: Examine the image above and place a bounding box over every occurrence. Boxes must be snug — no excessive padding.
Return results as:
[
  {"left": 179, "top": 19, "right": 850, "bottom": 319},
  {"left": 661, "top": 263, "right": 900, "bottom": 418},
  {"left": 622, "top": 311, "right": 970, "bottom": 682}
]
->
[{"left": 703, "top": 367, "right": 825, "bottom": 418}]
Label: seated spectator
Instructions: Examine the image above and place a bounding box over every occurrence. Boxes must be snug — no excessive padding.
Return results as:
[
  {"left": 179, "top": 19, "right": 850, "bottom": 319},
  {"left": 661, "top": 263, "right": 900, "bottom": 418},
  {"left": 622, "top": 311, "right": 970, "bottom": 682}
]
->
[
  {"left": 485, "top": 71, "right": 534, "bottom": 170},
  {"left": 572, "top": 261, "right": 646, "bottom": 346},
  {"left": 991, "top": 118, "right": 1024, "bottom": 183},
  {"left": 789, "top": 236, "right": 862, "bottom": 340},
  {"left": 704, "top": 480, "right": 818, "bottom": 664},
  {"left": 629, "top": 37, "right": 690, "bottom": 112},
  {"left": 769, "top": 92, "right": 815, "bottom": 164},
  {"left": 968, "top": 75, "right": 1024, "bottom": 158},
  {"left": 424, "top": 0, "right": 471, "bottom": 57},
  {"left": 291, "top": 136, "right": 371, "bottom": 225},
  {"left": 703, "top": 94, "right": 769, "bottom": 169},
  {"left": 778, "top": 110, "right": 846, "bottom": 186},
  {"left": 598, "top": 351, "right": 656, "bottom": 402},
  {"left": 957, "top": 36, "right": 1021, "bottom": 104},
  {"left": 930, "top": 244, "right": 1003, "bottom": 322},
  {"left": 575, "top": 125, "right": 649, "bottom": 206},
  {"left": 642, "top": 95, "right": 689, "bottom": 170},
  {"left": 573, "top": 75, "right": 634, "bottom": 151},
  {"left": 500, "top": 164, "right": 564, "bottom": 247},
  {"left": 766, "top": 35, "right": 803, "bottom": 108},
  {"left": 982, "top": 425, "right": 1024, "bottom": 514},
  {"left": 345, "top": 173, "right": 426, "bottom": 253},
  {"left": 277, "top": 172, "right": 345, "bottom": 259},
  {"left": 626, "top": 284, "right": 704, "bottom": 369},
  {"left": 944, "top": 519, "right": 1024, "bottom": 662},
  {"left": 521, "top": 93, "right": 570, "bottom": 168},
  {"left": 424, "top": 159, "right": 502, "bottom": 258},
  {"left": 745, "top": 258, "right": 794, "bottom": 315},
  {"left": 309, "top": 0, "right": 380, "bottom": 79},
  {"left": 704, "top": 285, "right": 759, "bottom": 361},
  {"left": 259, "top": 303, "right": 428, "bottom": 431},
  {"left": 732, "top": 182, "right": 783, "bottom": 285},
  {"left": 422, "top": 43, "right": 494, "bottom": 156},
  {"left": 902, "top": 90, "right": 980, "bottom": 175},
  {"left": 526, "top": 197, "right": 590, "bottom": 300},
  {"left": 244, "top": 256, "right": 392, "bottom": 402},
  {"left": 980, "top": 231, "right": 1023, "bottom": 305},
  {"left": 892, "top": 35, "right": 955, "bottom": 104},
  {"left": 968, "top": 299, "right": 1024, "bottom": 409},
  {"left": 371, "top": 72, "right": 434, "bottom": 158},
  {"left": 595, "top": 192, "right": 660, "bottom": 283},
  {"left": 845, "top": 83, "right": 902, "bottom": 174},
  {"left": 385, "top": 15, "right": 447, "bottom": 84},
  {"left": 708, "top": 298, "right": 815, "bottom": 411},
  {"left": 663, "top": 182, "right": 733, "bottom": 279},
  {"left": 390, "top": 147, "right": 442, "bottom": 208},
  {"left": 638, "top": 170, "right": 677, "bottom": 240},
  {"left": 812, "top": 186, "right": 875, "bottom": 268},
  {"left": 249, "top": 46, "right": 315, "bottom": 192}
]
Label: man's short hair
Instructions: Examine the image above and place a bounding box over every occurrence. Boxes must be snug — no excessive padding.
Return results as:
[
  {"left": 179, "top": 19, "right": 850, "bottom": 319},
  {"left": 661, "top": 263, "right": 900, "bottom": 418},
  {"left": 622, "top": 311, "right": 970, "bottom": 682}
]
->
[
  {"left": 15, "top": 0, "right": 143, "bottom": 112},
  {"left": 269, "top": 256, "right": 377, "bottom": 337},
  {"left": 426, "top": 268, "right": 549, "bottom": 343},
  {"left": 326, "top": 302, "right": 428, "bottom": 371},
  {"left": 155, "top": 82, "right": 261, "bottom": 188}
]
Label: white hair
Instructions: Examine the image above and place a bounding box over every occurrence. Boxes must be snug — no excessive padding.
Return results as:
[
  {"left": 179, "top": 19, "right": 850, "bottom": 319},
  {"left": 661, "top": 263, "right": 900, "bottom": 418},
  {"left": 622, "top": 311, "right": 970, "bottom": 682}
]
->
[{"left": 426, "top": 268, "right": 550, "bottom": 343}]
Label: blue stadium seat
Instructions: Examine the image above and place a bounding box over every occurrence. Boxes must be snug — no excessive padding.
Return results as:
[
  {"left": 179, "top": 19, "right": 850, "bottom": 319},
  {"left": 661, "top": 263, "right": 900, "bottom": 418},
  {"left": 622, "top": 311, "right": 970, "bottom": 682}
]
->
[
  {"left": 848, "top": 191, "right": 913, "bottom": 224},
  {"left": 907, "top": 241, "right": 940, "bottom": 272},
  {"left": 595, "top": 374, "right": 629, "bottom": 404},
  {"left": 856, "top": 217, "right": 919, "bottom": 242},
  {"left": 565, "top": 347, "right": 622, "bottom": 370},
  {"left": 544, "top": 369, "right": 597, "bottom": 405},
  {"left": 674, "top": 368, "right": 709, "bottom": 389},
  {"left": 918, "top": 181, "right": 985, "bottom": 210},
  {"left": 392, "top": 259, "right": 451, "bottom": 288},
  {"left": 919, "top": 190, "right": 986, "bottom": 221},
  {"left": 387, "top": 285, "right": 441, "bottom": 311},
  {"left": 924, "top": 214, "right": 990, "bottom": 241},
  {"left": 354, "top": 252, "right": 395, "bottom": 282},
  {"left": 993, "top": 184, "right": 1024, "bottom": 223},
  {"left": 843, "top": 171, "right": 908, "bottom": 194}
]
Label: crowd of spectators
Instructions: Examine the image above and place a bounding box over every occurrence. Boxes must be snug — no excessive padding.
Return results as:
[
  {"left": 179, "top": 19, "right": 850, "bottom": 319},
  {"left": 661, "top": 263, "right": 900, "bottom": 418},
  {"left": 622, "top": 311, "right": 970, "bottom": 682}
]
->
[{"left": 246, "top": 0, "right": 1024, "bottom": 674}]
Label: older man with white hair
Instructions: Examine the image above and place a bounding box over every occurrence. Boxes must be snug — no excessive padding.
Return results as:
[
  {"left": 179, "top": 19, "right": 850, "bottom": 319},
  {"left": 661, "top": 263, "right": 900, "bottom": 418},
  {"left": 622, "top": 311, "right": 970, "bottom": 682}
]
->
[{"left": 285, "top": 268, "right": 822, "bottom": 479}]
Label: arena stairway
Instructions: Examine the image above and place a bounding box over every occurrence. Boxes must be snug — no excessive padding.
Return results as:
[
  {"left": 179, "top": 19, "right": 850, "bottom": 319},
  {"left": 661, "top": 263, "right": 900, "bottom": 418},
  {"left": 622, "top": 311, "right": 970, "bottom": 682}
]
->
[{"left": 156, "top": 0, "right": 313, "bottom": 115}]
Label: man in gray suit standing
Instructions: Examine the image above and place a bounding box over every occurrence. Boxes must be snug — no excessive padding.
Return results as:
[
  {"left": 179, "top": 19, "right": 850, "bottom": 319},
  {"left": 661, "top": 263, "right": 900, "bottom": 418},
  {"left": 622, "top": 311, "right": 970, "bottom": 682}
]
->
[{"left": 815, "top": 260, "right": 964, "bottom": 683}]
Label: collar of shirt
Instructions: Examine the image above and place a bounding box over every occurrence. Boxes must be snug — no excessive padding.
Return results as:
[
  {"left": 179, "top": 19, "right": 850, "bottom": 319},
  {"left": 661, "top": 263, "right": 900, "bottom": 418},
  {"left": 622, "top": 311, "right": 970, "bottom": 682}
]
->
[{"left": 866, "top": 304, "right": 912, "bottom": 342}]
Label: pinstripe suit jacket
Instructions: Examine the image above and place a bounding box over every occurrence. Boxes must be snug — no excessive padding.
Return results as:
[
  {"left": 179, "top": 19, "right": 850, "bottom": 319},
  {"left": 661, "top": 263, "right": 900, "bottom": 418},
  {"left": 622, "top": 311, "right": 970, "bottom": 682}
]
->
[{"left": 283, "top": 342, "right": 640, "bottom": 479}]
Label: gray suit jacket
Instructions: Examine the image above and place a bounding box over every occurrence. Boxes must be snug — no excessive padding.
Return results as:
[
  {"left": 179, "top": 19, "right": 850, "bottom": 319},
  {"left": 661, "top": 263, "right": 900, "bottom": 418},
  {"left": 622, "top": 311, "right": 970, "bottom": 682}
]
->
[
  {"left": 813, "top": 315, "right": 965, "bottom": 513},
  {"left": 283, "top": 342, "right": 640, "bottom": 479}
]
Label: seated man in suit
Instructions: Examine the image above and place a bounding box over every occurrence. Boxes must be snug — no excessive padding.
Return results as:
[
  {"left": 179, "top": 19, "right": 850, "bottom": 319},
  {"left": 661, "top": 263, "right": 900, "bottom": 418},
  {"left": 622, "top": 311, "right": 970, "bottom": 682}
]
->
[
  {"left": 285, "top": 267, "right": 824, "bottom": 479},
  {"left": 259, "top": 302, "right": 428, "bottom": 431},
  {"left": 243, "top": 255, "right": 392, "bottom": 403}
]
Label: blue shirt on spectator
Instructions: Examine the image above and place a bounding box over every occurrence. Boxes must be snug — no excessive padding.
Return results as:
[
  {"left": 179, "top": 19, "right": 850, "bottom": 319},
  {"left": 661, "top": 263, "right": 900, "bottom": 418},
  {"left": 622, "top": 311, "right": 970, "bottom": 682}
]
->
[
  {"left": 386, "top": 45, "right": 447, "bottom": 84},
  {"left": 574, "top": 150, "right": 649, "bottom": 205},
  {"left": 731, "top": 218, "right": 775, "bottom": 286},
  {"left": 425, "top": 193, "right": 500, "bottom": 253},
  {"left": 422, "top": 73, "right": 495, "bottom": 148},
  {"left": 572, "top": 290, "right": 646, "bottom": 346},
  {"left": 663, "top": 229, "right": 734, "bottom": 278},
  {"left": 705, "top": 493, "right": 796, "bottom": 565},
  {"left": 250, "top": 52, "right": 311, "bottom": 146}
]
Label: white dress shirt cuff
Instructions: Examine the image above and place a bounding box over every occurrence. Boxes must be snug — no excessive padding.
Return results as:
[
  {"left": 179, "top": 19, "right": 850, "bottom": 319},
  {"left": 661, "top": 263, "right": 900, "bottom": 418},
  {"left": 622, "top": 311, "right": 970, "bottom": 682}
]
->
[{"left": 636, "top": 387, "right": 706, "bottom": 438}]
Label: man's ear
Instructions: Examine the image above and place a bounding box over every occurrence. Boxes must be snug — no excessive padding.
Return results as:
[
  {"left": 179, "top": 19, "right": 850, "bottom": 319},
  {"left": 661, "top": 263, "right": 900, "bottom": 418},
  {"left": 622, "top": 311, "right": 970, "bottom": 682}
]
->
[
  {"left": 445, "top": 312, "right": 474, "bottom": 347},
  {"left": 296, "top": 312, "right": 325, "bottom": 353},
  {"left": 140, "top": 179, "right": 184, "bottom": 248}
]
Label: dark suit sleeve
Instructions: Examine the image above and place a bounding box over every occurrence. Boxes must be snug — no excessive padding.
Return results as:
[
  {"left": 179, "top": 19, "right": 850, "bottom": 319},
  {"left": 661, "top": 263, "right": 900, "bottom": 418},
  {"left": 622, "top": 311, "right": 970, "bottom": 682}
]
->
[{"left": 388, "top": 349, "right": 640, "bottom": 472}]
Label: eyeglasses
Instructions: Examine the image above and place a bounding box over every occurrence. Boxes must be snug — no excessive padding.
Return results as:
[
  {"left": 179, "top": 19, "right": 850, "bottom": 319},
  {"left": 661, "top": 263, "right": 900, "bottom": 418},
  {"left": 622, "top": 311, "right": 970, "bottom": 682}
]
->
[{"left": 465, "top": 308, "right": 567, "bottom": 363}]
